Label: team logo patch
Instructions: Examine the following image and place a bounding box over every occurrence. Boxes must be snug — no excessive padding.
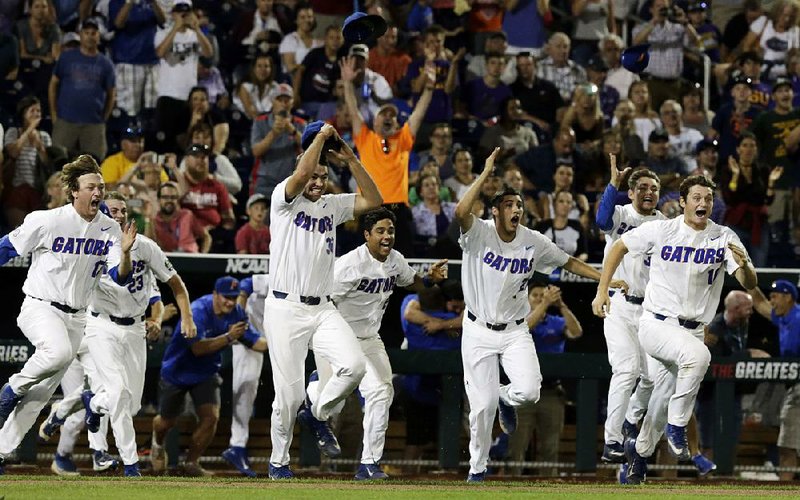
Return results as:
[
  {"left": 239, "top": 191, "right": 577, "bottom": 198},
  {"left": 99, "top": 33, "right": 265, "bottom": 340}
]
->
[{"left": 165, "top": 259, "right": 174, "bottom": 272}]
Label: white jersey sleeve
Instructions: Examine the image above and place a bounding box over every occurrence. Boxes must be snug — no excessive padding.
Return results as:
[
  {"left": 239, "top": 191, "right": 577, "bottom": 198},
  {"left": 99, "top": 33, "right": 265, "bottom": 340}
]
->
[
  {"left": 605, "top": 206, "right": 666, "bottom": 297},
  {"left": 8, "top": 210, "right": 47, "bottom": 255},
  {"left": 396, "top": 252, "right": 418, "bottom": 288}
]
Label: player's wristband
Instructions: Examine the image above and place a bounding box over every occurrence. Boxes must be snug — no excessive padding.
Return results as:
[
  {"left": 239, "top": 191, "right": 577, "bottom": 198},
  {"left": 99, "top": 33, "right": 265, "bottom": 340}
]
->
[{"left": 423, "top": 275, "right": 434, "bottom": 288}]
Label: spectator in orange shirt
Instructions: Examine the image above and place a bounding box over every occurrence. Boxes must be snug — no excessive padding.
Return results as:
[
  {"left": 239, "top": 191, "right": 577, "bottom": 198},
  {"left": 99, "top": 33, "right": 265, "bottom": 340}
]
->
[
  {"left": 368, "top": 24, "right": 412, "bottom": 96},
  {"left": 341, "top": 53, "right": 435, "bottom": 256},
  {"left": 235, "top": 193, "right": 271, "bottom": 254},
  {"left": 152, "top": 181, "right": 211, "bottom": 253}
]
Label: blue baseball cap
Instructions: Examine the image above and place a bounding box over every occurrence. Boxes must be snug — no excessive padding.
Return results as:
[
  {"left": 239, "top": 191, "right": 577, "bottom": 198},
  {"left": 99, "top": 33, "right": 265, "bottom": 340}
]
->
[
  {"left": 342, "top": 11, "right": 388, "bottom": 44},
  {"left": 771, "top": 279, "right": 798, "bottom": 301},
  {"left": 695, "top": 138, "right": 719, "bottom": 155},
  {"left": 239, "top": 277, "right": 253, "bottom": 296},
  {"left": 301, "top": 120, "right": 325, "bottom": 151},
  {"left": 214, "top": 276, "right": 241, "bottom": 297},
  {"left": 621, "top": 44, "right": 650, "bottom": 74}
]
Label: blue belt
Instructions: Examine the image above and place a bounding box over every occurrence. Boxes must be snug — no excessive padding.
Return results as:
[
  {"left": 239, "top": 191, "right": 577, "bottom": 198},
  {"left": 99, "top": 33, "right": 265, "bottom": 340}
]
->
[
  {"left": 272, "top": 291, "right": 331, "bottom": 306},
  {"left": 467, "top": 311, "right": 525, "bottom": 331},
  {"left": 91, "top": 311, "right": 146, "bottom": 326},
  {"left": 610, "top": 291, "right": 644, "bottom": 305},
  {"left": 653, "top": 313, "right": 701, "bottom": 330}
]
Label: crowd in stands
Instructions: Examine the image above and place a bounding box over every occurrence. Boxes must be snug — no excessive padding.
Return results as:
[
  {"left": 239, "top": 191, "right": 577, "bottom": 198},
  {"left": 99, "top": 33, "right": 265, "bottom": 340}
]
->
[{"left": 0, "top": 0, "right": 798, "bottom": 266}]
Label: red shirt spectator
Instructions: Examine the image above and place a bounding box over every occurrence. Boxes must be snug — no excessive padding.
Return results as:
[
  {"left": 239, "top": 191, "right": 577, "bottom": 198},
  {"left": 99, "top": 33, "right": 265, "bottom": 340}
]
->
[
  {"left": 235, "top": 193, "right": 271, "bottom": 254},
  {"left": 180, "top": 143, "right": 235, "bottom": 229},
  {"left": 152, "top": 182, "right": 210, "bottom": 253}
]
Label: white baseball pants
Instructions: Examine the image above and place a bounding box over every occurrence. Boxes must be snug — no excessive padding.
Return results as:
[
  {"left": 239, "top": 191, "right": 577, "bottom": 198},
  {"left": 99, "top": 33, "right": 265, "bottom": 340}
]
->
[
  {"left": 461, "top": 318, "right": 542, "bottom": 475},
  {"left": 311, "top": 334, "right": 394, "bottom": 464},
  {"left": 635, "top": 314, "right": 711, "bottom": 457},
  {"left": 57, "top": 348, "right": 109, "bottom": 456},
  {"left": 264, "top": 298, "right": 366, "bottom": 467},
  {"left": 230, "top": 342, "right": 264, "bottom": 448},
  {"left": 603, "top": 293, "right": 647, "bottom": 445},
  {"left": 0, "top": 298, "right": 85, "bottom": 456}
]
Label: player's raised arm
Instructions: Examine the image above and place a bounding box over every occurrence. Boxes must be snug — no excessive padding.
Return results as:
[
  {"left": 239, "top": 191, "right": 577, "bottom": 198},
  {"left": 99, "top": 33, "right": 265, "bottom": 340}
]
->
[
  {"left": 455, "top": 147, "right": 500, "bottom": 232},
  {"left": 327, "top": 134, "right": 383, "bottom": 216},
  {"left": 285, "top": 124, "right": 337, "bottom": 200},
  {"left": 166, "top": 274, "right": 196, "bottom": 338},
  {"left": 748, "top": 285, "right": 773, "bottom": 319},
  {"left": 596, "top": 153, "right": 630, "bottom": 231},
  {"left": 729, "top": 242, "right": 757, "bottom": 290},
  {"left": 589, "top": 239, "right": 630, "bottom": 317}
]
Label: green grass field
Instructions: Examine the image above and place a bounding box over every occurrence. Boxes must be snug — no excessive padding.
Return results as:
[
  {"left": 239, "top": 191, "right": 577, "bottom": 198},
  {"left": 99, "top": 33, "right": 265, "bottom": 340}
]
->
[{"left": 0, "top": 477, "right": 798, "bottom": 500}]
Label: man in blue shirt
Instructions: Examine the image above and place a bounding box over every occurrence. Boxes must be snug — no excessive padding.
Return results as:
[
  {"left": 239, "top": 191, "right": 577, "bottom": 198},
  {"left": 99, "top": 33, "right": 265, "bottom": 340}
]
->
[
  {"left": 506, "top": 283, "right": 582, "bottom": 476},
  {"left": 108, "top": 0, "right": 167, "bottom": 116},
  {"left": 750, "top": 279, "right": 800, "bottom": 481},
  {"left": 150, "top": 276, "right": 266, "bottom": 477}
]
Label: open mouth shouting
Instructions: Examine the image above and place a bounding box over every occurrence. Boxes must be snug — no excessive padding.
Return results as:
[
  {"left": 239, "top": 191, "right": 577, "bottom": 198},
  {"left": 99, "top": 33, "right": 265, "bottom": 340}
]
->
[
  {"left": 379, "top": 239, "right": 393, "bottom": 253},
  {"left": 694, "top": 207, "right": 708, "bottom": 220},
  {"left": 510, "top": 214, "right": 521, "bottom": 226}
]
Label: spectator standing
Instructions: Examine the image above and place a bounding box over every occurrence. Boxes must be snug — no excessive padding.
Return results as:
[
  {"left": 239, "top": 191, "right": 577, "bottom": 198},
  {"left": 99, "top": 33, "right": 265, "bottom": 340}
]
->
[
  {"left": 16, "top": 0, "right": 61, "bottom": 65},
  {"left": 294, "top": 25, "right": 343, "bottom": 118},
  {"left": 101, "top": 126, "right": 148, "bottom": 187},
  {"left": 3, "top": 95, "right": 51, "bottom": 228},
  {"left": 234, "top": 54, "right": 280, "bottom": 119},
  {"left": 721, "top": 0, "right": 763, "bottom": 63},
  {"left": 180, "top": 143, "right": 235, "bottom": 232},
  {"left": 108, "top": 0, "right": 167, "bottom": 117},
  {"left": 150, "top": 276, "right": 267, "bottom": 476},
  {"left": 611, "top": 99, "right": 646, "bottom": 163},
  {"left": 585, "top": 56, "right": 620, "bottom": 124},
  {"left": 502, "top": 0, "right": 549, "bottom": 54},
  {"left": 510, "top": 52, "right": 564, "bottom": 135},
  {"left": 621, "top": 80, "right": 661, "bottom": 151},
  {"left": 680, "top": 85, "right": 714, "bottom": 136},
  {"left": 660, "top": 99, "right": 704, "bottom": 171},
  {"left": 506, "top": 283, "right": 582, "bottom": 476},
  {"left": 412, "top": 172, "right": 457, "bottom": 255},
  {"left": 644, "top": 129, "right": 689, "bottom": 188},
  {"left": 536, "top": 190, "right": 590, "bottom": 260},
  {"left": 571, "top": 0, "right": 615, "bottom": 67},
  {"left": 152, "top": 181, "right": 211, "bottom": 253},
  {"left": 536, "top": 32, "right": 588, "bottom": 102},
  {"left": 368, "top": 24, "right": 412, "bottom": 96},
  {"left": 179, "top": 122, "right": 241, "bottom": 198},
  {"left": 414, "top": 122, "right": 455, "bottom": 183},
  {"left": 180, "top": 86, "right": 229, "bottom": 155},
  {"left": 48, "top": 18, "right": 115, "bottom": 160},
  {"left": 153, "top": 0, "right": 213, "bottom": 154},
  {"left": 460, "top": 52, "right": 512, "bottom": 121},
  {"left": 632, "top": 0, "right": 698, "bottom": 110},
  {"left": 749, "top": 280, "right": 800, "bottom": 481},
  {"left": 560, "top": 84, "right": 605, "bottom": 152},
  {"left": 514, "top": 127, "right": 581, "bottom": 194},
  {"left": 687, "top": 1, "right": 721, "bottom": 64},
  {"left": 344, "top": 54, "right": 434, "bottom": 256},
  {"left": 465, "top": 32, "right": 517, "bottom": 84},
  {"left": 467, "top": 0, "right": 504, "bottom": 54},
  {"left": 709, "top": 76, "right": 762, "bottom": 163},
  {"left": 235, "top": 193, "right": 270, "bottom": 254},
  {"left": 278, "top": 3, "right": 322, "bottom": 76},
  {"left": 743, "top": 0, "right": 800, "bottom": 81},
  {"left": 344, "top": 44, "right": 393, "bottom": 126},
  {"left": 721, "top": 133, "right": 782, "bottom": 267},
  {"left": 599, "top": 34, "right": 639, "bottom": 100},
  {"left": 249, "top": 83, "right": 305, "bottom": 198}
]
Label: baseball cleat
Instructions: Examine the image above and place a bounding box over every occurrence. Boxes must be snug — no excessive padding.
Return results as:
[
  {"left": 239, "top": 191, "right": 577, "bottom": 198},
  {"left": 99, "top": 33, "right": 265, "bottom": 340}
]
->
[
  {"left": 622, "top": 419, "right": 639, "bottom": 440},
  {"left": 81, "top": 391, "right": 102, "bottom": 433},
  {"left": 0, "top": 383, "right": 21, "bottom": 427},
  {"left": 692, "top": 453, "right": 716, "bottom": 476},
  {"left": 602, "top": 442, "right": 626, "bottom": 463},
  {"left": 38, "top": 402, "right": 66, "bottom": 441},
  {"left": 92, "top": 450, "right": 119, "bottom": 472},
  {"left": 222, "top": 446, "right": 257, "bottom": 478},
  {"left": 618, "top": 463, "right": 629, "bottom": 484},
  {"left": 297, "top": 401, "right": 342, "bottom": 458},
  {"left": 182, "top": 462, "right": 213, "bottom": 477},
  {"left": 124, "top": 463, "right": 142, "bottom": 477},
  {"left": 51, "top": 453, "right": 80, "bottom": 477},
  {"left": 150, "top": 441, "right": 167, "bottom": 474},
  {"left": 354, "top": 462, "right": 389, "bottom": 481},
  {"left": 467, "top": 470, "right": 486, "bottom": 482},
  {"left": 624, "top": 438, "right": 647, "bottom": 485},
  {"left": 497, "top": 398, "right": 517, "bottom": 435},
  {"left": 268, "top": 463, "right": 294, "bottom": 480},
  {"left": 665, "top": 423, "right": 691, "bottom": 461}
]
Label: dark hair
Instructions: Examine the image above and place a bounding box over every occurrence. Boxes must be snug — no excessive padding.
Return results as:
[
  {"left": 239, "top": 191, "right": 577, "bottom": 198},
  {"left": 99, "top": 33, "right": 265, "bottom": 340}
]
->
[
  {"left": 189, "top": 122, "right": 214, "bottom": 143},
  {"left": 360, "top": 207, "right": 396, "bottom": 233},
  {"left": 325, "top": 24, "right": 341, "bottom": 35},
  {"left": 499, "top": 96, "right": 518, "bottom": 122},
  {"left": 737, "top": 130, "right": 757, "bottom": 146},
  {"left": 440, "top": 279, "right": 464, "bottom": 301},
  {"left": 431, "top": 122, "right": 451, "bottom": 135},
  {"left": 744, "top": 0, "right": 761, "bottom": 9},
  {"left": 16, "top": 95, "right": 40, "bottom": 125},
  {"left": 679, "top": 175, "right": 717, "bottom": 201},
  {"left": 61, "top": 154, "right": 102, "bottom": 201},
  {"left": 487, "top": 31, "right": 508, "bottom": 41},
  {"left": 188, "top": 86, "right": 209, "bottom": 100},
  {"left": 158, "top": 181, "right": 180, "bottom": 198},
  {"left": 250, "top": 54, "right": 275, "bottom": 88},
  {"left": 423, "top": 24, "right": 446, "bottom": 37},
  {"left": 627, "top": 168, "right": 661, "bottom": 190},
  {"left": 485, "top": 51, "right": 505, "bottom": 62},
  {"left": 452, "top": 148, "right": 472, "bottom": 162},
  {"left": 490, "top": 186, "right": 523, "bottom": 208},
  {"left": 416, "top": 172, "right": 441, "bottom": 195},
  {"left": 105, "top": 190, "right": 127, "bottom": 203}
]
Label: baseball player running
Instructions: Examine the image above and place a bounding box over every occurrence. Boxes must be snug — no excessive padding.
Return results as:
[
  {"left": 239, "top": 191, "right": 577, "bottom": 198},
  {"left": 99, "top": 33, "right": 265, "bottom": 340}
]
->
[
  {"left": 38, "top": 192, "right": 196, "bottom": 477},
  {"left": 308, "top": 207, "right": 447, "bottom": 480},
  {"left": 595, "top": 159, "right": 665, "bottom": 463},
  {"left": 222, "top": 274, "right": 271, "bottom": 478},
  {"left": 265, "top": 121, "right": 382, "bottom": 479},
  {"left": 455, "top": 148, "right": 626, "bottom": 482},
  {"left": 0, "top": 156, "right": 137, "bottom": 474},
  {"left": 592, "top": 175, "right": 757, "bottom": 485}
]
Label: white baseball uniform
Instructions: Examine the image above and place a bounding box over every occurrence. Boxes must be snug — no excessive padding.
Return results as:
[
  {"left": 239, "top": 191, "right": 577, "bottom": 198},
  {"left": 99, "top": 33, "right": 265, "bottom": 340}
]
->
[
  {"left": 265, "top": 179, "right": 367, "bottom": 467},
  {"left": 601, "top": 203, "right": 666, "bottom": 446},
  {"left": 56, "top": 352, "right": 110, "bottom": 458},
  {"left": 621, "top": 215, "right": 748, "bottom": 457},
  {"left": 459, "top": 217, "right": 569, "bottom": 475},
  {"left": 53, "top": 237, "right": 174, "bottom": 465},
  {"left": 310, "top": 244, "right": 417, "bottom": 464},
  {"left": 230, "top": 274, "right": 270, "bottom": 449},
  {"left": 0, "top": 205, "right": 123, "bottom": 457}
]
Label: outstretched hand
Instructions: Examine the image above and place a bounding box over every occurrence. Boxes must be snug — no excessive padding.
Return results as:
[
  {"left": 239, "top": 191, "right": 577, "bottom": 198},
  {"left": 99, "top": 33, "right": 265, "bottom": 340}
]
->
[
  {"left": 483, "top": 147, "right": 500, "bottom": 175},
  {"left": 609, "top": 153, "right": 631, "bottom": 188},
  {"left": 121, "top": 222, "right": 138, "bottom": 254},
  {"left": 428, "top": 259, "right": 449, "bottom": 282},
  {"left": 728, "top": 243, "right": 751, "bottom": 268}
]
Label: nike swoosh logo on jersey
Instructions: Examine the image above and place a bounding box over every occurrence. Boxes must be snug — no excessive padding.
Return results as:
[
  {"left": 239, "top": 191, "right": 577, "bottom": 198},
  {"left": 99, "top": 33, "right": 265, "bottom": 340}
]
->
[
  {"left": 525, "top": 245, "right": 534, "bottom": 250},
  {"left": 100, "top": 226, "right": 112, "bottom": 231},
  {"left": 710, "top": 236, "right": 720, "bottom": 241}
]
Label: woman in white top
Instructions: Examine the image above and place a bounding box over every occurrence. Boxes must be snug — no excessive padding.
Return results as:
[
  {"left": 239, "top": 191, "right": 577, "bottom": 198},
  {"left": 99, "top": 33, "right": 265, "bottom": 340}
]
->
[
  {"left": 538, "top": 163, "right": 590, "bottom": 229},
  {"left": 443, "top": 149, "right": 476, "bottom": 201},
  {"left": 612, "top": 80, "right": 661, "bottom": 152},
  {"left": 278, "top": 4, "right": 322, "bottom": 76},
  {"left": 743, "top": 0, "right": 800, "bottom": 80},
  {"left": 234, "top": 54, "right": 280, "bottom": 119}
]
